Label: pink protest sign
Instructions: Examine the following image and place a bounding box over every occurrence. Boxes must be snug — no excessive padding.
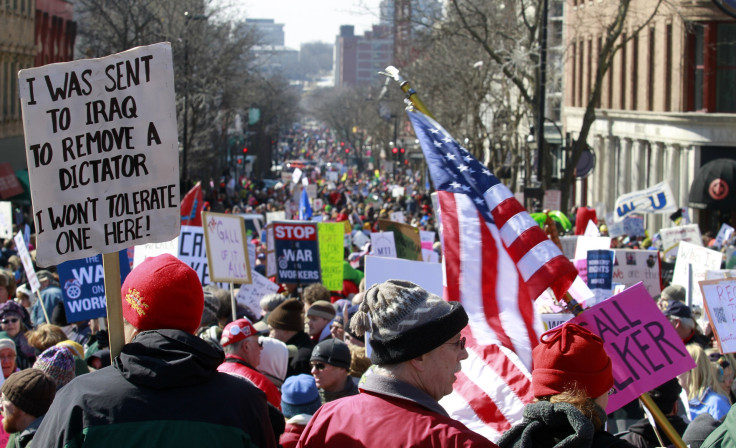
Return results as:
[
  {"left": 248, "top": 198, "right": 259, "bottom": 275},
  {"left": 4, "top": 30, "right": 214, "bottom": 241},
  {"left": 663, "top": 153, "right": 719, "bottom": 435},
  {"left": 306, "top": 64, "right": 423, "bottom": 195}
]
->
[{"left": 570, "top": 282, "right": 695, "bottom": 413}]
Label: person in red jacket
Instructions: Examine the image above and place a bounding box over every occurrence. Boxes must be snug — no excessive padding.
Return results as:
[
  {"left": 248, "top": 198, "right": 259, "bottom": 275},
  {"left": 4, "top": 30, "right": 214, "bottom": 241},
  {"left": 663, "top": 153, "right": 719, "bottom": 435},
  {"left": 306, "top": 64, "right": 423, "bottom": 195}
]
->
[
  {"left": 297, "top": 280, "right": 495, "bottom": 447},
  {"left": 218, "top": 319, "right": 281, "bottom": 411}
]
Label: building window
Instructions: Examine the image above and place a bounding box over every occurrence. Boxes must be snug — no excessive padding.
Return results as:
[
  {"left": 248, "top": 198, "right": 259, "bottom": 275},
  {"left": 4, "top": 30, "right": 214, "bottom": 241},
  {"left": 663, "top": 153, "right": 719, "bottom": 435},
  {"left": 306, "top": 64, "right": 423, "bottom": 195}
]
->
[
  {"left": 687, "top": 22, "right": 736, "bottom": 112},
  {"left": 631, "top": 34, "right": 638, "bottom": 110},
  {"left": 716, "top": 23, "right": 736, "bottom": 112},
  {"left": 648, "top": 27, "right": 655, "bottom": 111},
  {"left": 665, "top": 24, "right": 672, "bottom": 111}
]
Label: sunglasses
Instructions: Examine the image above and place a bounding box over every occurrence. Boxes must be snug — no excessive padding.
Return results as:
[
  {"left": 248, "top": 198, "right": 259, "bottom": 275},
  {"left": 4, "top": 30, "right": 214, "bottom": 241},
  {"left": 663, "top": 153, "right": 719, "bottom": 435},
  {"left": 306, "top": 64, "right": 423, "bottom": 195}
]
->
[
  {"left": 311, "top": 362, "right": 327, "bottom": 371},
  {"left": 1, "top": 318, "right": 18, "bottom": 325},
  {"left": 444, "top": 336, "right": 466, "bottom": 351}
]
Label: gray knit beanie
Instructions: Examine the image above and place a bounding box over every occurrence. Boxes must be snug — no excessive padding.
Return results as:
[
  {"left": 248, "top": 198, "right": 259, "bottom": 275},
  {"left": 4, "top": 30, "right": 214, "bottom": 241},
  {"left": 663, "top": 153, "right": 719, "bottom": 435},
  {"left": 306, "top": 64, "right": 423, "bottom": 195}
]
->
[{"left": 350, "top": 280, "right": 468, "bottom": 365}]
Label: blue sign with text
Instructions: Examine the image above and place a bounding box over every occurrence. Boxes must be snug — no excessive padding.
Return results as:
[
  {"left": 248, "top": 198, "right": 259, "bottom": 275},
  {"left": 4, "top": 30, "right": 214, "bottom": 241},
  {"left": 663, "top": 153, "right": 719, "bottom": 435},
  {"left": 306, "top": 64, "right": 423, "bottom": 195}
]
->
[
  {"left": 587, "top": 249, "right": 614, "bottom": 290},
  {"left": 58, "top": 251, "right": 131, "bottom": 323}
]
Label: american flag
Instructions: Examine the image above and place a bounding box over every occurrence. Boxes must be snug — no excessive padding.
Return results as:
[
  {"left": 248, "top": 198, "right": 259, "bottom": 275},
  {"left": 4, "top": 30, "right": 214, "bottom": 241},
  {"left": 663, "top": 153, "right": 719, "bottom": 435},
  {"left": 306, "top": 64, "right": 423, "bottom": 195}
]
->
[{"left": 407, "top": 110, "right": 578, "bottom": 441}]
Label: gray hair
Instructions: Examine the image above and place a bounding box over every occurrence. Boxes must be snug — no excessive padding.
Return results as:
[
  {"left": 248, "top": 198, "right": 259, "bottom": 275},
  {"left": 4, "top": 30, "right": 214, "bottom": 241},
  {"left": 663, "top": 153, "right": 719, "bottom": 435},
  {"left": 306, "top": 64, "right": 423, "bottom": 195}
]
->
[
  {"left": 222, "top": 339, "right": 246, "bottom": 355},
  {"left": 260, "top": 293, "right": 286, "bottom": 313}
]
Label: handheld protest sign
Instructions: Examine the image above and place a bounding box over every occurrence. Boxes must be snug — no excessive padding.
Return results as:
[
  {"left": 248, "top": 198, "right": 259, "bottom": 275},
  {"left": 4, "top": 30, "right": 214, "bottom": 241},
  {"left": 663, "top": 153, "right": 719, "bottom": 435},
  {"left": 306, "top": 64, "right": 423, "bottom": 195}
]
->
[
  {"left": 57, "top": 251, "right": 131, "bottom": 322},
  {"left": 569, "top": 283, "right": 695, "bottom": 413},
  {"left": 673, "top": 241, "right": 722, "bottom": 307},
  {"left": 18, "top": 43, "right": 180, "bottom": 268},
  {"left": 371, "top": 232, "right": 397, "bottom": 258},
  {"left": 201, "top": 212, "right": 252, "bottom": 284},
  {"left": 699, "top": 278, "right": 736, "bottom": 353},
  {"left": 0, "top": 202, "right": 11, "bottom": 240},
  {"left": 273, "top": 221, "right": 321, "bottom": 284},
  {"left": 318, "top": 222, "right": 344, "bottom": 291},
  {"left": 376, "top": 219, "right": 422, "bottom": 261},
  {"left": 14, "top": 231, "right": 47, "bottom": 323}
]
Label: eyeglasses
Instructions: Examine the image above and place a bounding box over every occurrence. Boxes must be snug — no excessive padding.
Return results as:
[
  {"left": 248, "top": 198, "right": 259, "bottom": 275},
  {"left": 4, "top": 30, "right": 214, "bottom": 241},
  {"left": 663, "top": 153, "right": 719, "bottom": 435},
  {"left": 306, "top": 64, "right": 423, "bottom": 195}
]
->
[
  {"left": 444, "top": 336, "right": 466, "bottom": 351},
  {"left": 1, "top": 318, "right": 18, "bottom": 325},
  {"left": 311, "top": 362, "right": 327, "bottom": 371}
]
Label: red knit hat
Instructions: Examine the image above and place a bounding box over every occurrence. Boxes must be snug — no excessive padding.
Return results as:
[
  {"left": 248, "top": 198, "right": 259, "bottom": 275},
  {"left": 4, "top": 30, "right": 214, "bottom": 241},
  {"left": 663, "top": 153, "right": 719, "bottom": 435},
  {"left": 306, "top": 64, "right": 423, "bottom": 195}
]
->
[
  {"left": 532, "top": 323, "right": 613, "bottom": 399},
  {"left": 221, "top": 319, "right": 258, "bottom": 347},
  {"left": 121, "top": 254, "right": 204, "bottom": 334}
]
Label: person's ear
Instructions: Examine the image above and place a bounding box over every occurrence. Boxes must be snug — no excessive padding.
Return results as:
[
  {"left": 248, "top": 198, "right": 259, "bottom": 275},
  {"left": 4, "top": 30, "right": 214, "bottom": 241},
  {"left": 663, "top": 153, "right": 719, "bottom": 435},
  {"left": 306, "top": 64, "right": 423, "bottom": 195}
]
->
[{"left": 409, "top": 354, "right": 427, "bottom": 372}]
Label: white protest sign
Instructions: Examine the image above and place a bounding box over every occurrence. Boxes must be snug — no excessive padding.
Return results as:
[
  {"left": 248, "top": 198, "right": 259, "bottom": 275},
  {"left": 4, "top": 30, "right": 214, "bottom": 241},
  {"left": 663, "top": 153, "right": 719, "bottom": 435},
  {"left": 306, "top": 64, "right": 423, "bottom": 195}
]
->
[
  {"left": 699, "top": 278, "right": 736, "bottom": 353},
  {"left": 177, "top": 225, "right": 226, "bottom": 288},
  {"left": 301, "top": 177, "right": 308, "bottom": 187},
  {"left": 390, "top": 211, "right": 405, "bottom": 223},
  {"left": 236, "top": 270, "right": 280, "bottom": 317},
  {"left": 0, "top": 202, "right": 11, "bottom": 239},
  {"left": 541, "top": 313, "right": 572, "bottom": 331},
  {"left": 422, "top": 249, "right": 439, "bottom": 263},
  {"left": 714, "top": 224, "right": 735, "bottom": 250},
  {"left": 371, "top": 232, "right": 397, "bottom": 258},
  {"left": 280, "top": 171, "right": 291, "bottom": 183},
  {"left": 584, "top": 220, "right": 601, "bottom": 237},
  {"left": 612, "top": 249, "right": 661, "bottom": 298},
  {"left": 660, "top": 224, "right": 702, "bottom": 259},
  {"left": 543, "top": 190, "right": 561, "bottom": 211},
  {"left": 18, "top": 43, "right": 179, "bottom": 267},
  {"left": 266, "top": 252, "right": 276, "bottom": 277},
  {"left": 613, "top": 182, "right": 677, "bottom": 222},
  {"left": 292, "top": 168, "right": 303, "bottom": 184},
  {"left": 326, "top": 171, "right": 338, "bottom": 182},
  {"left": 707, "top": 270, "right": 736, "bottom": 280},
  {"left": 14, "top": 232, "right": 40, "bottom": 292},
  {"left": 266, "top": 211, "right": 285, "bottom": 224},
  {"left": 673, "top": 241, "right": 723, "bottom": 307},
  {"left": 202, "top": 212, "right": 252, "bottom": 284},
  {"left": 352, "top": 230, "right": 370, "bottom": 249},
  {"left": 306, "top": 184, "right": 317, "bottom": 199},
  {"left": 574, "top": 236, "right": 611, "bottom": 260},
  {"left": 365, "top": 255, "right": 443, "bottom": 295},
  {"left": 559, "top": 236, "right": 578, "bottom": 259},
  {"left": 392, "top": 187, "right": 405, "bottom": 198},
  {"left": 133, "top": 236, "right": 178, "bottom": 268},
  {"left": 313, "top": 198, "right": 323, "bottom": 211}
]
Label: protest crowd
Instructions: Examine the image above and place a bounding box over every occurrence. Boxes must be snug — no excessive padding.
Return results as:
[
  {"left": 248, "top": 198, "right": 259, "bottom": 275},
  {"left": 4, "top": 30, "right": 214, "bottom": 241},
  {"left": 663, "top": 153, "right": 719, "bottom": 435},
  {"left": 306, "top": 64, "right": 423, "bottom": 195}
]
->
[{"left": 5, "top": 47, "right": 736, "bottom": 448}]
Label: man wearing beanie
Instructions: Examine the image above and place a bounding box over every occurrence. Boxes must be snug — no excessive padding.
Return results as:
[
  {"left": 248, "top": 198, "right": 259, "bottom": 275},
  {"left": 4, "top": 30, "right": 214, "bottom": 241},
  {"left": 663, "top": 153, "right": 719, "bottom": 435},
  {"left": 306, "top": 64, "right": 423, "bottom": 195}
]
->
[
  {"left": 498, "top": 323, "right": 633, "bottom": 448},
  {"left": 306, "top": 300, "right": 336, "bottom": 342},
  {"left": 298, "top": 280, "right": 493, "bottom": 447},
  {"left": 280, "top": 374, "right": 322, "bottom": 448},
  {"left": 268, "top": 298, "right": 315, "bottom": 377},
  {"left": 310, "top": 339, "right": 358, "bottom": 403},
  {"left": 35, "top": 254, "right": 276, "bottom": 448},
  {"left": 1, "top": 369, "right": 56, "bottom": 448}
]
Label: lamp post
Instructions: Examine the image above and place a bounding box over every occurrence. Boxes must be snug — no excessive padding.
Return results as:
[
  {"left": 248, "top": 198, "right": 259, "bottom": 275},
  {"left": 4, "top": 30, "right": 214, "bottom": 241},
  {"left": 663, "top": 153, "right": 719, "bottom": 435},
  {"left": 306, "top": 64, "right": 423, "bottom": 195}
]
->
[
  {"left": 180, "top": 11, "right": 207, "bottom": 189},
  {"left": 536, "top": 0, "right": 549, "bottom": 187}
]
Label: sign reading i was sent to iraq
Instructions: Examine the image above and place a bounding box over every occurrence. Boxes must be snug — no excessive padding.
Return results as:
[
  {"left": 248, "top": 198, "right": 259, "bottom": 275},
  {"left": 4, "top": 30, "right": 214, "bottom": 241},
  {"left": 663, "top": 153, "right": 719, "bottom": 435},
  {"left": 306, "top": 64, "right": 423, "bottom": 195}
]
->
[
  {"left": 569, "top": 283, "right": 695, "bottom": 413},
  {"left": 17, "top": 43, "right": 179, "bottom": 267},
  {"left": 273, "top": 221, "right": 321, "bottom": 284},
  {"left": 202, "top": 212, "right": 252, "bottom": 284},
  {"left": 58, "top": 251, "right": 131, "bottom": 322}
]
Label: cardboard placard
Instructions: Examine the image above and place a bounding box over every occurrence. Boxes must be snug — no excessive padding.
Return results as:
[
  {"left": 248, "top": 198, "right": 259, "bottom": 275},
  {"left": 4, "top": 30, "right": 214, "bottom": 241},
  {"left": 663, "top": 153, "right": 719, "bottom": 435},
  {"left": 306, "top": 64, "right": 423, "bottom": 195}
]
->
[
  {"left": 371, "top": 232, "right": 397, "bottom": 258},
  {"left": 0, "top": 202, "right": 11, "bottom": 239},
  {"left": 587, "top": 250, "right": 614, "bottom": 290},
  {"left": 177, "top": 225, "right": 226, "bottom": 288},
  {"left": 202, "top": 212, "right": 252, "bottom": 284},
  {"left": 317, "top": 222, "right": 344, "bottom": 291},
  {"left": 570, "top": 283, "right": 696, "bottom": 412},
  {"left": 14, "top": 232, "right": 40, "bottom": 292},
  {"left": 574, "top": 236, "right": 611, "bottom": 261},
  {"left": 541, "top": 313, "right": 572, "bottom": 331},
  {"left": 390, "top": 211, "right": 405, "bottom": 223},
  {"left": 612, "top": 249, "right": 661, "bottom": 298},
  {"left": 673, "top": 241, "right": 723, "bottom": 307},
  {"left": 273, "top": 221, "right": 321, "bottom": 284},
  {"left": 132, "top": 236, "right": 178, "bottom": 268},
  {"left": 613, "top": 182, "right": 677, "bottom": 222},
  {"left": 236, "top": 270, "right": 280, "bottom": 318},
  {"left": 377, "top": 219, "right": 422, "bottom": 261},
  {"left": 700, "top": 279, "right": 736, "bottom": 353},
  {"left": 660, "top": 225, "right": 702, "bottom": 259},
  {"left": 58, "top": 251, "right": 130, "bottom": 322},
  {"left": 19, "top": 43, "right": 180, "bottom": 266},
  {"left": 714, "top": 224, "right": 735, "bottom": 250},
  {"left": 365, "top": 255, "right": 443, "bottom": 295},
  {"left": 608, "top": 216, "right": 645, "bottom": 238}
]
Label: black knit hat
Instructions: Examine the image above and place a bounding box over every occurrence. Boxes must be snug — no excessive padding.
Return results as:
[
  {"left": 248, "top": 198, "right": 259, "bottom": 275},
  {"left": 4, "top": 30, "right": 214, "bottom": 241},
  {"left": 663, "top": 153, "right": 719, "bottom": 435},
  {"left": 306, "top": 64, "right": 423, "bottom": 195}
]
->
[
  {"left": 2, "top": 369, "right": 56, "bottom": 417},
  {"left": 311, "top": 339, "right": 351, "bottom": 370},
  {"left": 267, "top": 298, "right": 304, "bottom": 332},
  {"left": 351, "top": 280, "right": 468, "bottom": 365}
]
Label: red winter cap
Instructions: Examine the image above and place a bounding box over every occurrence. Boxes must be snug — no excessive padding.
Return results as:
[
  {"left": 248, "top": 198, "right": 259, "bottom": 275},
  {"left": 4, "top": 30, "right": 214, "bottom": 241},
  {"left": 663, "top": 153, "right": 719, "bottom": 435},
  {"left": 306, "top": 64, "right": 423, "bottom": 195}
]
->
[
  {"left": 532, "top": 323, "right": 613, "bottom": 399},
  {"left": 221, "top": 319, "right": 258, "bottom": 347},
  {"left": 122, "top": 254, "right": 204, "bottom": 334}
]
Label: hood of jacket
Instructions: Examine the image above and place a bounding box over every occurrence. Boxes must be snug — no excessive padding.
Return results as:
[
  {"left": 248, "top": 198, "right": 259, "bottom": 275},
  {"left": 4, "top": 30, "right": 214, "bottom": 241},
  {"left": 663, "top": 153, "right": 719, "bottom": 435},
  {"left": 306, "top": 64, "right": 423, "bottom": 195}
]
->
[{"left": 114, "top": 329, "right": 225, "bottom": 389}]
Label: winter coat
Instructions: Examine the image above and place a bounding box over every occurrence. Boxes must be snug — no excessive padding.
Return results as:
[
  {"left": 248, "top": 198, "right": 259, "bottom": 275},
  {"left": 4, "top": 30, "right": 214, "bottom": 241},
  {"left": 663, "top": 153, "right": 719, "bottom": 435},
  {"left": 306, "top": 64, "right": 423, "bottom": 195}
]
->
[
  {"left": 619, "top": 414, "right": 688, "bottom": 448},
  {"left": 701, "top": 403, "right": 736, "bottom": 448},
  {"left": 218, "top": 354, "right": 282, "bottom": 410},
  {"left": 280, "top": 415, "right": 311, "bottom": 448},
  {"left": 297, "top": 371, "right": 495, "bottom": 447},
  {"left": 497, "top": 401, "right": 635, "bottom": 448},
  {"left": 285, "top": 331, "right": 315, "bottom": 377},
  {"left": 33, "top": 329, "right": 276, "bottom": 448}
]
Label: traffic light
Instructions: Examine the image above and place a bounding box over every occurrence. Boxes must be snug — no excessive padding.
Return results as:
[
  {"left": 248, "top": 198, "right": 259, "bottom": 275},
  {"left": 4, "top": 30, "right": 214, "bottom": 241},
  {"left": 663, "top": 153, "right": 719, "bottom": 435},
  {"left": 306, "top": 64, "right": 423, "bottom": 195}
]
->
[
  {"left": 242, "top": 147, "right": 248, "bottom": 154},
  {"left": 392, "top": 147, "right": 398, "bottom": 161},
  {"left": 399, "top": 147, "right": 405, "bottom": 163}
]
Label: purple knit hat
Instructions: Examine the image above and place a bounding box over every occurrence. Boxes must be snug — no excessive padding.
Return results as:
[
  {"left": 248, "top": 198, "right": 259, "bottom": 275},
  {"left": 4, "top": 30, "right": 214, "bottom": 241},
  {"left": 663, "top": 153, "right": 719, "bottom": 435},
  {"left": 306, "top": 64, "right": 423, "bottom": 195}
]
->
[{"left": 32, "top": 346, "right": 75, "bottom": 390}]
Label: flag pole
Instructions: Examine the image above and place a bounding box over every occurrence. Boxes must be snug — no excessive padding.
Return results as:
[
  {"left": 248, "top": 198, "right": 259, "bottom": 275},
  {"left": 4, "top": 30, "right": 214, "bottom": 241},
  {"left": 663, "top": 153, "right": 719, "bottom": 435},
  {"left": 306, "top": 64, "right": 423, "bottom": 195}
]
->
[{"left": 381, "top": 65, "right": 686, "bottom": 448}]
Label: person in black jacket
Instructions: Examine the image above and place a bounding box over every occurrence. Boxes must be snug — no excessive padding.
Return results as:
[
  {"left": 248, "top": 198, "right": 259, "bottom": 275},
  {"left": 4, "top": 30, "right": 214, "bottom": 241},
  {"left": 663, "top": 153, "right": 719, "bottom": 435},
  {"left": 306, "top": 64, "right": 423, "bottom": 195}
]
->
[
  {"left": 34, "top": 254, "right": 276, "bottom": 448},
  {"left": 619, "top": 379, "right": 688, "bottom": 448},
  {"left": 267, "top": 298, "right": 314, "bottom": 377}
]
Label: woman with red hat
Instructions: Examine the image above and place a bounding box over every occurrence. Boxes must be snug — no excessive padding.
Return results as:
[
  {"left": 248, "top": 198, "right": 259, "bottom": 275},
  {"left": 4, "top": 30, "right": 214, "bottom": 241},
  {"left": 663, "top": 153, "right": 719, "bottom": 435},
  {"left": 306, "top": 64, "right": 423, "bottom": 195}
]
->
[{"left": 498, "top": 323, "right": 635, "bottom": 448}]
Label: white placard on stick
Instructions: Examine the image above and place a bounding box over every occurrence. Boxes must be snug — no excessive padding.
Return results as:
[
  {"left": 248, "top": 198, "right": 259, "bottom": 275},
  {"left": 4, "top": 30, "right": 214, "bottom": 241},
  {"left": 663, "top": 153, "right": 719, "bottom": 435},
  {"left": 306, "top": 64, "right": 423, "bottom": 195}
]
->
[
  {"left": 236, "top": 270, "right": 280, "bottom": 317},
  {"left": 14, "top": 232, "right": 40, "bottom": 292},
  {"left": 699, "top": 278, "right": 736, "bottom": 353},
  {"left": 0, "top": 202, "right": 11, "bottom": 239},
  {"left": 202, "top": 212, "right": 252, "bottom": 284},
  {"left": 365, "top": 255, "right": 443, "bottom": 296},
  {"left": 673, "top": 241, "right": 723, "bottom": 307},
  {"left": 18, "top": 43, "right": 180, "bottom": 267},
  {"left": 660, "top": 224, "right": 702, "bottom": 259},
  {"left": 371, "top": 232, "right": 397, "bottom": 258}
]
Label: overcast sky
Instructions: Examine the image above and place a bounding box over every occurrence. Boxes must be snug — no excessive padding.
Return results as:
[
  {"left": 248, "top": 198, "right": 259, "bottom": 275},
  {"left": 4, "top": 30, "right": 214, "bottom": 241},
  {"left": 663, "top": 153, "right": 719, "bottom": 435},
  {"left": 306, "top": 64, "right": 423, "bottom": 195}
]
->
[{"left": 236, "top": 0, "right": 383, "bottom": 49}]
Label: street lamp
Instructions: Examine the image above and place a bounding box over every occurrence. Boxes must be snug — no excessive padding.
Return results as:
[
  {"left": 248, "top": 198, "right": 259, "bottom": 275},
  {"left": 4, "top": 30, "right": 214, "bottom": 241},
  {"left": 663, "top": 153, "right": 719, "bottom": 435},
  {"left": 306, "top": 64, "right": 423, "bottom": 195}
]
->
[{"left": 181, "top": 11, "right": 208, "bottom": 189}]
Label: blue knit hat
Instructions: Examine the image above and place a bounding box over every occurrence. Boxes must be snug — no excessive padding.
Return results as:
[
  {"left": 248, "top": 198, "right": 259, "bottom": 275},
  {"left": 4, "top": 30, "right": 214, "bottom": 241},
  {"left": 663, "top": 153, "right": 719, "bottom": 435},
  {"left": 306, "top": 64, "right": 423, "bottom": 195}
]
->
[{"left": 280, "top": 374, "right": 321, "bottom": 418}]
